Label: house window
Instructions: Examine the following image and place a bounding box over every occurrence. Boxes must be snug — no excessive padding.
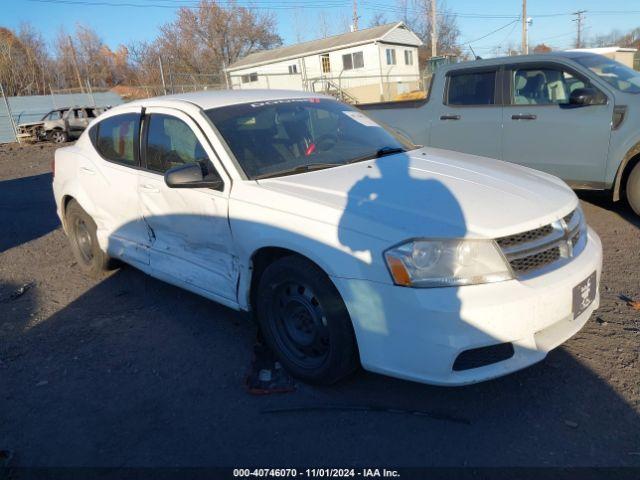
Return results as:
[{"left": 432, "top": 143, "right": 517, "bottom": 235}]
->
[
  {"left": 386, "top": 48, "right": 396, "bottom": 65},
  {"left": 404, "top": 50, "right": 413, "bottom": 65},
  {"left": 288, "top": 64, "right": 298, "bottom": 74},
  {"left": 241, "top": 72, "right": 258, "bottom": 83},
  {"left": 342, "top": 51, "right": 364, "bottom": 70},
  {"left": 321, "top": 54, "right": 331, "bottom": 73}
]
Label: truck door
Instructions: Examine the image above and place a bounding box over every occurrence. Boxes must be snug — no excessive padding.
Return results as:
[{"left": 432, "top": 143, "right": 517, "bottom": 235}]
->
[
  {"left": 429, "top": 67, "right": 503, "bottom": 159},
  {"left": 501, "top": 62, "right": 612, "bottom": 185}
]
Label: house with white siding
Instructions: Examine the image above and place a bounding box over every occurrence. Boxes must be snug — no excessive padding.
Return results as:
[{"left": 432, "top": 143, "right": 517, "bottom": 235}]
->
[{"left": 225, "top": 22, "right": 424, "bottom": 103}]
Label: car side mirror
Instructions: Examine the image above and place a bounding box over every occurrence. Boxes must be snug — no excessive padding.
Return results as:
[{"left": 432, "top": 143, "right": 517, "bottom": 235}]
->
[
  {"left": 569, "top": 87, "right": 605, "bottom": 106},
  {"left": 164, "top": 163, "right": 223, "bottom": 190}
]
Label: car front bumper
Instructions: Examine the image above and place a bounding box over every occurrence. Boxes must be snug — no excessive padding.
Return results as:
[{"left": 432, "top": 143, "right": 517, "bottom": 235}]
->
[{"left": 332, "top": 227, "right": 603, "bottom": 386}]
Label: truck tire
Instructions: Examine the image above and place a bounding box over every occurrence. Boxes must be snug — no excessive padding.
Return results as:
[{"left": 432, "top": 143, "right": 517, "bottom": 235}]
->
[
  {"left": 49, "top": 129, "right": 68, "bottom": 143},
  {"left": 65, "top": 200, "right": 113, "bottom": 277},
  {"left": 626, "top": 161, "right": 640, "bottom": 216},
  {"left": 255, "top": 255, "right": 359, "bottom": 385}
]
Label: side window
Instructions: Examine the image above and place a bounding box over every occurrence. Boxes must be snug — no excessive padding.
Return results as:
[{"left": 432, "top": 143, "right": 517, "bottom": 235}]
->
[
  {"left": 512, "top": 67, "right": 590, "bottom": 105},
  {"left": 95, "top": 113, "right": 140, "bottom": 166},
  {"left": 144, "top": 114, "right": 219, "bottom": 182},
  {"left": 447, "top": 71, "right": 496, "bottom": 106}
]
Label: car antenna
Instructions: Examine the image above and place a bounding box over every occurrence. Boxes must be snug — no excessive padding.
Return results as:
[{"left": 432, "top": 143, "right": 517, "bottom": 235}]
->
[{"left": 469, "top": 44, "right": 482, "bottom": 60}]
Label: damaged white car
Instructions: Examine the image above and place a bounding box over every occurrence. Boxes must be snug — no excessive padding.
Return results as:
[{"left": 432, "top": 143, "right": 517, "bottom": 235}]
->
[{"left": 52, "top": 90, "right": 602, "bottom": 386}]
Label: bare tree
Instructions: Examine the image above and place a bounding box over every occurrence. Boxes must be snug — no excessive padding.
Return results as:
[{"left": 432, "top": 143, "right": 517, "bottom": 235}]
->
[
  {"left": 400, "top": 0, "right": 460, "bottom": 58},
  {"left": 155, "top": 0, "right": 281, "bottom": 78},
  {"left": 368, "top": 13, "right": 389, "bottom": 28}
]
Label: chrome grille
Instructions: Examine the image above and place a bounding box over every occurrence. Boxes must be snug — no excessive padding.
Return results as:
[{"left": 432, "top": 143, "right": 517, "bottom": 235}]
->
[{"left": 496, "top": 208, "right": 585, "bottom": 277}]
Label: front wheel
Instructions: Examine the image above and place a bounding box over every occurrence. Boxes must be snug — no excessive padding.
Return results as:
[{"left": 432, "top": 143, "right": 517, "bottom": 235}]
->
[
  {"left": 626, "top": 161, "right": 640, "bottom": 216},
  {"left": 255, "top": 256, "right": 359, "bottom": 385},
  {"left": 48, "top": 130, "right": 67, "bottom": 143}
]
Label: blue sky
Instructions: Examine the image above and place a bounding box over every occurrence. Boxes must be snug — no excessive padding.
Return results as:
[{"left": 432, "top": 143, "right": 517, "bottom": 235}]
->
[{"left": 3, "top": 0, "right": 640, "bottom": 56}]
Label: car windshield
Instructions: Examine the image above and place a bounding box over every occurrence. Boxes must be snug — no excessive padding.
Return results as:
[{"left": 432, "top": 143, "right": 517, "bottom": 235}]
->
[
  {"left": 574, "top": 55, "right": 640, "bottom": 94},
  {"left": 205, "top": 98, "right": 415, "bottom": 179},
  {"left": 42, "top": 110, "right": 63, "bottom": 121}
]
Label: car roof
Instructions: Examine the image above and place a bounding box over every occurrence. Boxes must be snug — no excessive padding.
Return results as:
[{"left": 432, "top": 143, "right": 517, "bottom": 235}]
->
[{"left": 125, "top": 89, "right": 333, "bottom": 111}]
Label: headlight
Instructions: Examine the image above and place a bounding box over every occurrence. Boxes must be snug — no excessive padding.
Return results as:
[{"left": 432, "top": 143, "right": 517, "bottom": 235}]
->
[{"left": 384, "top": 239, "right": 513, "bottom": 288}]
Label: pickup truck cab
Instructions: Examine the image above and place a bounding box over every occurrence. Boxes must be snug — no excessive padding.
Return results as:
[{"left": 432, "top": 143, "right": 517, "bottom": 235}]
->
[
  {"left": 53, "top": 90, "right": 602, "bottom": 386},
  {"left": 362, "top": 52, "right": 640, "bottom": 215}
]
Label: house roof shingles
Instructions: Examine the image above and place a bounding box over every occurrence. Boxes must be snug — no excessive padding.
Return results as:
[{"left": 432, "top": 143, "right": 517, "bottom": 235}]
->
[{"left": 227, "top": 22, "right": 416, "bottom": 71}]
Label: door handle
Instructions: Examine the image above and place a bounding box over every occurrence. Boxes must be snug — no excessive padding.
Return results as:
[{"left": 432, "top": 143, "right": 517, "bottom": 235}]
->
[
  {"left": 440, "top": 114, "right": 461, "bottom": 120},
  {"left": 141, "top": 184, "right": 159, "bottom": 193},
  {"left": 511, "top": 114, "right": 537, "bottom": 120},
  {"left": 79, "top": 166, "right": 95, "bottom": 175}
]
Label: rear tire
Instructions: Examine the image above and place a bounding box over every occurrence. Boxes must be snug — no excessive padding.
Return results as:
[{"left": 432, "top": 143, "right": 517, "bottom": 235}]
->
[
  {"left": 255, "top": 256, "right": 359, "bottom": 385},
  {"left": 626, "top": 161, "right": 640, "bottom": 216},
  {"left": 65, "top": 200, "right": 112, "bottom": 277}
]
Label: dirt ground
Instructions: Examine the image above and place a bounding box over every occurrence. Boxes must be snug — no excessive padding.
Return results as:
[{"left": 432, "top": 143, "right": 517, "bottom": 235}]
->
[{"left": 0, "top": 142, "right": 638, "bottom": 471}]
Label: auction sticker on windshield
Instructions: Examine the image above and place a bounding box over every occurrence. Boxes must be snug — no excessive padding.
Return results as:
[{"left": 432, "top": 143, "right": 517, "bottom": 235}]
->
[{"left": 342, "top": 111, "right": 381, "bottom": 127}]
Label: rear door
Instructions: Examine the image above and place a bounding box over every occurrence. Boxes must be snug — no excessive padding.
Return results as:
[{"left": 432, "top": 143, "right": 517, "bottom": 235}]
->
[
  {"left": 429, "top": 66, "right": 503, "bottom": 159},
  {"left": 137, "top": 107, "right": 237, "bottom": 301},
  {"left": 501, "top": 61, "right": 612, "bottom": 185},
  {"left": 85, "top": 107, "right": 150, "bottom": 265}
]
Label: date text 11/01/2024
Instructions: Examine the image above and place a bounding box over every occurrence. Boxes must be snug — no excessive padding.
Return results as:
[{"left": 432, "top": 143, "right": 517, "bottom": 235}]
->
[{"left": 233, "top": 469, "right": 401, "bottom": 477}]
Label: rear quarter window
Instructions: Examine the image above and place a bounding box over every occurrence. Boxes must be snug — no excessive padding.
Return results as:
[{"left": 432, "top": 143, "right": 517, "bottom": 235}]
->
[
  {"left": 446, "top": 71, "right": 496, "bottom": 106},
  {"left": 93, "top": 113, "right": 140, "bottom": 166}
]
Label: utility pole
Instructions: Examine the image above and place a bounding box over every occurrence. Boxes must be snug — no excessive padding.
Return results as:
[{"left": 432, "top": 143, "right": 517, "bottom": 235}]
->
[
  {"left": 431, "top": 0, "right": 437, "bottom": 57},
  {"left": 352, "top": 0, "right": 358, "bottom": 31},
  {"left": 68, "top": 36, "right": 85, "bottom": 94},
  {"left": 573, "top": 10, "right": 587, "bottom": 48},
  {"left": 158, "top": 56, "right": 167, "bottom": 95},
  {"left": 521, "top": 0, "right": 528, "bottom": 54}
]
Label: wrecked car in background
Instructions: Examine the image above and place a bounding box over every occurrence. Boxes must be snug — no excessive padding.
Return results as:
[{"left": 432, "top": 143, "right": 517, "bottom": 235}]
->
[{"left": 17, "top": 106, "right": 109, "bottom": 143}]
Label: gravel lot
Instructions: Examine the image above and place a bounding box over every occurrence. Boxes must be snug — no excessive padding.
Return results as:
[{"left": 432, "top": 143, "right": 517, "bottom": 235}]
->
[{"left": 0, "top": 142, "right": 638, "bottom": 471}]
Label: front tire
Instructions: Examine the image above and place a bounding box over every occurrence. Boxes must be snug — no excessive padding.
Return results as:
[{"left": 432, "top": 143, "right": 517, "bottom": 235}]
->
[
  {"left": 48, "top": 129, "right": 68, "bottom": 143},
  {"left": 65, "top": 200, "right": 112, "bottom": 277},
  {"left": 626, "top": 162, "right": 640, "bottom": 216},
  {"left": 255, "top": 256, "right": 359, "bottom": 385}
]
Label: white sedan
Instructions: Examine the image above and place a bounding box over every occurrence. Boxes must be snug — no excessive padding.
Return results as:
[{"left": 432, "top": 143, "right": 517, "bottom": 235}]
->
[{"left": 52, "top": 90, "right": 602, "bottom": 385}]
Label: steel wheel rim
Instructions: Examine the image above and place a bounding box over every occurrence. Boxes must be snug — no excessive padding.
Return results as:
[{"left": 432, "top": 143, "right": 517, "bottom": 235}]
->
[
  {"left": 73, "top": 217, "right": 93, "bottom": 262},
  {"left": 52, "top": 131, "right": 65, "bottom": 143},
  {"left": 269, "top": 281, "right": 330, "bottom": 369}
]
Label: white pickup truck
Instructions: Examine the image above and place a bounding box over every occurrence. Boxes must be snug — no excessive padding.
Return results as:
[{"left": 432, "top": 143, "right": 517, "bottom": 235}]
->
[
  {"left": 53, "top": 90, "right": 602, "bottom": 386},
  {"left": 361, "top": 52, "right": 640, "bottom": 215}
]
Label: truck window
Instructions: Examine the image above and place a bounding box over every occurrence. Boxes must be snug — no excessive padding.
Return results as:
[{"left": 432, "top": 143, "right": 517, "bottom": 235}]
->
[
  {"left": 512, "top": 67, "right": 587, "bottom": 105},
  {"left": 447, "top": 71, "right": 496, "bottom": 106}
]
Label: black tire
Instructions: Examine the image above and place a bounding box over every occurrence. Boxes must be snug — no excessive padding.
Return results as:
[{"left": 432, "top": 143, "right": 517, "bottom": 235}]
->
[
  {"left": 65, "top": 200, "right": 112, "bottom": 277},
  {"left": 626, "top": 161, "right": 640, "bottom": 216},
  {"left": 255, "top": 255, "right": 359, "bottom": 385},
  {"left": 48, "top": 129, "right": 68, "bottom": 143}
]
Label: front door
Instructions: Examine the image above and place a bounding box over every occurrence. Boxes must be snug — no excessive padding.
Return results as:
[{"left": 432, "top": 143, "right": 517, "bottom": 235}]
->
[
  {"left": 429, "top": 67, "right": 503, "bottom": 159},
  {"left": 137, "top": 107, "right": 237, "bottom": 301},
  {"left": 501, "top": 62, "right": 612, "bottom": 185}
]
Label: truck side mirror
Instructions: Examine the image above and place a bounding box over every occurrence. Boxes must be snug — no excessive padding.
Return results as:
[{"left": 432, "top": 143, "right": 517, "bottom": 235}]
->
[{"left": 569, "top": 87, "right": 605, "bottom": 106}]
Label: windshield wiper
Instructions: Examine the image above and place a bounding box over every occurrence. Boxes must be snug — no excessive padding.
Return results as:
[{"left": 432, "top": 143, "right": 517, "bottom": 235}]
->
[
  {"left": 254, "top": 162, "right": 342, "bottom": 180},
  {"left": 347, "top": 146, "right": 407, "bottom": 164}
]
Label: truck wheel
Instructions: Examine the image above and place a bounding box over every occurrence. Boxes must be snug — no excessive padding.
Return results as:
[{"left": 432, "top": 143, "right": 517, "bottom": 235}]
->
[
  {"left": 65, "top": 200, "right": 112, "bottom": 277},
  {"left": 626, "top": 161, "right": 640, "bottom": 216},
  {"left": 255, "top": 255, "right": 359, "bottom": 385},
  {"left": 49, "top": 130, "right": 68, "bottom": 143}
]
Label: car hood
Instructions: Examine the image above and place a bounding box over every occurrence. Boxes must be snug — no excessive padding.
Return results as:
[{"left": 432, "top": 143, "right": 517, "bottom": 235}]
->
[
  {"left": 256, "top": 147, "right": 578, "bottom": 241},
  {"left": 18, "top": 121, "right": 44, "bottom": 128}
]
